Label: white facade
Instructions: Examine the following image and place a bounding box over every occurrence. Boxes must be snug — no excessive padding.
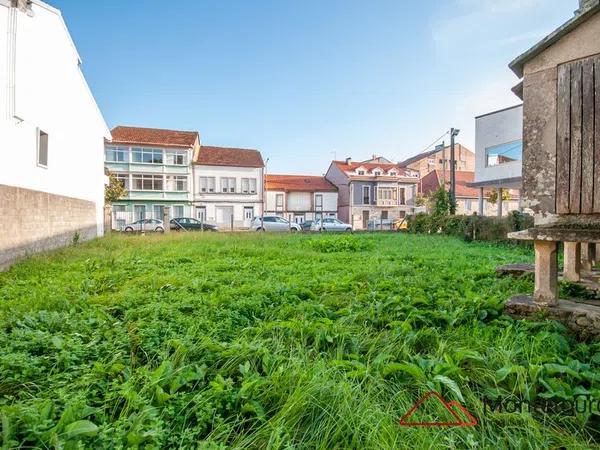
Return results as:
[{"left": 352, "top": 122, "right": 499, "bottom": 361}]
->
[
  {"left": 474, "top": 105, "right": 523, "bottom": 185},
  {"left": 0, "top": 1, "right": 110, "bottom": 229},
  {"left": 193, "top": 165, "right": 264, "bottom": 228},
  {"left": 265, "top": 190, "right": 338, "bottom": 223}
]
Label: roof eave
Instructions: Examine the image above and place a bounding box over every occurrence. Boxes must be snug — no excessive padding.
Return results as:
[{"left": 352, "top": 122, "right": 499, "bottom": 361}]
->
[{"left": 509, "top": 5, "right": 600, "bottom": 78}]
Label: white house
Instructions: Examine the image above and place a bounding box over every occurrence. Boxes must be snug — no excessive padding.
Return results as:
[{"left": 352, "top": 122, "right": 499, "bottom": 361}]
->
[
  {"left": 265, "top": 175, "right": 338, "bottom": 223},
  {"left": 193, "top": 146, "right": 264, "bottom": 228},
  {"left": 0, "top": 0, "right": 110, "bottom": 269},
  {"left": 469, "top": 104, "right": 523, "bottom": 216}
]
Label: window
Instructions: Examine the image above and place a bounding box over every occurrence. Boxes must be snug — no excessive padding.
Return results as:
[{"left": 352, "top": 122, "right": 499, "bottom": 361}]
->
[
  {"left": 198, "top": 176, "right": 216, "bottom": 193},
  {"left": 37, "top": 129, "right": 48, "bottom": 167},
  {"left": 105, "top": 146, "right": 128, "bottom": 162},
  {"left": 132, "top": 174, "right": 163, "bottom": 191},
  {"left": 373, "top": 170, "right": 381, "bottom": 176},
  {"left": 389, "top": 171, "right": 397, "bottom": 176},
  {"left": 362, "top": 186, "right": 370, "bottom": 205},
  {"left": 399, "top": 188, "right": 406, "bottom": 205},
  {"left": 465, "top": 199, "right": 472, "bottom": 211},
  {"left": 166, "top": 175, "right": 187, "bottom": 191},
  {"left": 276, "top": 194, "right": 284, "bottom": 209},
  {"left": 132, "top": 147, "right": 163, "bottom": 164},
  {"left": 165, "top": 151, "right": 186, "bottom": 165},
  {"left": 241, "top": 178, "right": 257, "bottom": 194},
  {"left": 153, "top": 205, "right": 164, "bottom": 220},
  {"left": 172, "top": 205, "right": 184, "bottom": 218},
  {"left": 378, "top": 189, "right": 393, "bottom": 200},
  {"left": 315, "top": 194, "right": 323, "bottom": 208},
  {"left": 221, "top": 177, "right": 236, "bottom": 193},
  {"left": 358, "top": 170, "right": 365, "bottom": 175},
  {"left": 114, "top": 173, "right": 129, "bottom": 190},
  {"left": 485, "top": 140, "right": 522, "bottom": 167},
  {"left": 134, "top": 205, "right": 146, "bottom": 220}
]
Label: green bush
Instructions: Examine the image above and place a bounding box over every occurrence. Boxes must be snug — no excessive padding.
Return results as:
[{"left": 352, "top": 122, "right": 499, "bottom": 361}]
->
[{"left": 408, "top": 211, "right": 534, "bottom": 243}]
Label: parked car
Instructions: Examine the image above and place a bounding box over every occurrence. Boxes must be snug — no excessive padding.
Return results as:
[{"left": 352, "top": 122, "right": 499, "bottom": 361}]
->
[
  {"left": 170, "top": 217, "right": 218, "bottom": 232},
  {"left": 310, "top": 218, "right": 353, "bottom": 232},
  {"left": 122, "top": 218, "right": 164, "bottom": 232},
  {"left": 300, "top": 220, "right": 315, "bottom": 231},
  {"left": 251, "top": 216, "right": 301, "bottom": 232}
]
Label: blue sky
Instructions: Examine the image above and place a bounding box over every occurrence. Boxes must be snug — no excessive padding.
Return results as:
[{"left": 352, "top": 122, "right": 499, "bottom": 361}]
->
[{"left": 52, "top": 0, "right": 575, "bottom": 174}]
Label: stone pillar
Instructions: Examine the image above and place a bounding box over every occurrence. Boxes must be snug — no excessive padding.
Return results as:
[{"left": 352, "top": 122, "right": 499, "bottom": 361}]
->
[
  {"left": 163, "top": 206, "right": 170, "bottom": 234},
  {"left": 534, "top": 241, "right": 558, "bottom": 306},
  {"left": 497, "top": 188, "right": 503, "bottom": 217},
  {"left": 563, "top": 242, "right": 581, "bottom": 281},
  {"left": 581, "top": 243, "right": 597, "bottom": 272},
  {"left": 478, "top": 187, "right": 484, "bottom": 216},
  {"left": 103, "top": 205, "right": 112, "bottom": 235}
]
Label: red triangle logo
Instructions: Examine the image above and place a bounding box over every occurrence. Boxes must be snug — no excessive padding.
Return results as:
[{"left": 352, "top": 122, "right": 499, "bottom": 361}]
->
[{"left": 399, "top": 391, "right": 477, "bottom": 427}]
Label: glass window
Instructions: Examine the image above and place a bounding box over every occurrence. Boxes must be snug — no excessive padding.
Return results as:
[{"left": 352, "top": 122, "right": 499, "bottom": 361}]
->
[
  {"left": 165, "top": 151, "right": 186, "bottom": 165},
  {"left": 114, "top": 173, "right": 129, "bottom": 190},
  {"left": 132, "top": 174, "right": 163, "bottom": 191},
  {"left": 221, "top": 177, "right": 236, "bottom": 193},
  {"left": 38, "top": 129, "right": 48, "bottom": 167},
  {"left": 132, "top": 148, "right": 163, "bottom": 164},
  {"left": 166, "top": 175, "right": 187, "bottom": 191},
  {"left": 105, "top": 146, "right": 128, "bottom": 162},
  {"left": 198, "top": 176, "right": 216, "bottom": 193},
  {"left": 373, "top": 171, "right": 381, "bottom": 176},
  {"left": 276, "top": 194, "right": 284, "bottom": 208},
  {"left": 399, "top": 188, "right": 406, "bottom": 205},
  {"left": 315, "top": 194, "right": 323, "bottom": 208},
  {"left": 241, "top": 178, "right": 257, "bottom": 194},
  {"left": 358, "top": 170, "right": 365, "bottom": 175},
  {"left": 173, "top": 205, "right": 184, "bottom": 217},
  {"left": 485, "top": 140, "right": 523, "bottom": 167},
  {"left": 362, "top": 186, "right": 370, "bottom": 205}
]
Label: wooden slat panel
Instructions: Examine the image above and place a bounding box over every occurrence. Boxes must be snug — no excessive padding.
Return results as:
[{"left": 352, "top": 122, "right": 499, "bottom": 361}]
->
[
  {"left": 581, "top": 59, "right": 595, "bottom": 214},
  {"left": 556, "top": 64, "right": 571, "bottom": 214},
  {"left": 595, "top": 59, "right": 600, "bottom": 213},
  {"left": 569, "top": 62, "right": 583, "bottom": 214}
]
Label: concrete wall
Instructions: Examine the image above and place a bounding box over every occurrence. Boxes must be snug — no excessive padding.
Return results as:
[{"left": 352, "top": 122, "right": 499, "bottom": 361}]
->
[
  {"left": 474, "top": 105, "right": 523, "bottom": 184},
  {"left": 406, "top": 144, "right": 475, "bottom": 177},
  {"left": 520, "top": 12, "right": 600, "bottom": 225},
  {"left": 0, "top": 184, "right": 97, "bottom": 269}
]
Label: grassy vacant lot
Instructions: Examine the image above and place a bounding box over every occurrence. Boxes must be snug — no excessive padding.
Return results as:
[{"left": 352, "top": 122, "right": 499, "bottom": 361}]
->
[{"left": 0, "top": 233, "right": 599, "bottom": 449}]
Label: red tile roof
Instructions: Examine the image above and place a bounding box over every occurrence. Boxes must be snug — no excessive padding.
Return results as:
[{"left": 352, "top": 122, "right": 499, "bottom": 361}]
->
[
  {"left": 110, "top": 126, "right": 199, "bottom": 148},
  {"left": 332, "top": 160, "right": 413, "bottom": 177},
  {"left": 266, "top": 175, "right": 337, "bottom": 192},
  {"left": 195, "top": 146, "right": 264, "bottom": 168},
  {"left": 420, "top": 170, "right": 482, "bottom": 198}
]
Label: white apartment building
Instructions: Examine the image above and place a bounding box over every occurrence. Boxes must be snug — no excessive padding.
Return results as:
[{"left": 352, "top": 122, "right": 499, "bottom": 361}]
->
[
  {"left": 193, "top": 146, "right": 264, "bottom": 228},
  {"left": 0, "top": 0, "right": 110, "bottom": 269},
  {"left": 265, "top": 175, "right": 338, "bottom": 223}
]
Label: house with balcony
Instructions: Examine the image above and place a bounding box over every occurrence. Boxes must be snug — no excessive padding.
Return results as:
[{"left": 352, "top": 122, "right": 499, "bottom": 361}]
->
[
  {"left": 104, "top": 126, "right": 199, "bottom": 227},
  {"left": 1, "top": 0, "right": 110, "bottom": 269},
  {"left": 265, "top": 175, "right": 338, "bottom": 223},
  {"left": 193, "top": 146, "right": 264, "bottom": 228},
  {"left": 325, "top": 158, "right": 419, "bottom": 229}
]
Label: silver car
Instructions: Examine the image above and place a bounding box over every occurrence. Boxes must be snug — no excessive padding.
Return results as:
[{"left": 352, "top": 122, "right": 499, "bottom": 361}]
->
[
  {"left": 122, "top": 218, "right": 165, "bottom": 232},
  {"left": 251, "top": 216, "right": 301, "bottom": 232},
  {"left": 310, "top": 218, "right": 353, "bottom": 232}
]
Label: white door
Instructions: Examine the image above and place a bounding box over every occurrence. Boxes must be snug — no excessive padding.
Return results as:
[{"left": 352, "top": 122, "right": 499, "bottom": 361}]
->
[
  {"left": 243, "top": 207, "right": 254, "bottom": 228},
  {"left": 196, "top": 206, "right": 207, "bottom": 223},
  {"left": 216, "top": 207, "right": 234, "bottom": 227}
]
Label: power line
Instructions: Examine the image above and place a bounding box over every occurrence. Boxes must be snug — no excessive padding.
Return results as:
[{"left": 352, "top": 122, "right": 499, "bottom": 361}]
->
[{"left": 418, "top": 130, "right": 451, "bottom": 156}]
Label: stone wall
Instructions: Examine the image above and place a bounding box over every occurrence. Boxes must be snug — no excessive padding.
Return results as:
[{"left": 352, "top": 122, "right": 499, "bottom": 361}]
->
[{"left": 0, "top": 184, "right": 99, "bottom": 270}]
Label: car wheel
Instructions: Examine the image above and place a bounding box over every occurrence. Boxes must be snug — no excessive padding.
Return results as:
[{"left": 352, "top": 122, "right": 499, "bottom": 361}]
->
[
  {"left": 255, "top": 227, "right": 265, "bottom": 232},
  {"left": 290, "top": 228, "right": 299, "bottom": 233},
  {"left": 124, "top": 227, "right": 133, "bottom": 232},
  {"left": 155, "top": 227, "right": 164, "bottom": 233},
  {"left": 346, "top": 228, "right": 352, "bottom": 232}
]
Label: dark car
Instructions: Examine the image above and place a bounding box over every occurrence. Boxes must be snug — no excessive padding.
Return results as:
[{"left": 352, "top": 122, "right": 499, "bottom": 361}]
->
[
  {"left": 301, "top": 220, "right": 314, "bottom": 231},
  {"left": 170, "top": 217, "right": 219, "bottom": 232}
]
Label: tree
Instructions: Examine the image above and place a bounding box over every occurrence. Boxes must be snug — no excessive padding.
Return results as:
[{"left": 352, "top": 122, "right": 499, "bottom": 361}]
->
[
  {"left": 487, "top": 188, "right": 510, "bottom": 205},
  {"left": 104, "top": 173, "right": 127, "bottom": 204},
  {"left": 432, "top": 186, "right": 453, "bottom": 217}
]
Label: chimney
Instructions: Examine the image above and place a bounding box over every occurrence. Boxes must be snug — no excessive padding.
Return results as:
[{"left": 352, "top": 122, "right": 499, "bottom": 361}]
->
[
  {"left": 345, "top": 157, "right": 352, "bottom": 165},
  {"left": 576, "top": 0, "right": 599, "bottom": 14}
]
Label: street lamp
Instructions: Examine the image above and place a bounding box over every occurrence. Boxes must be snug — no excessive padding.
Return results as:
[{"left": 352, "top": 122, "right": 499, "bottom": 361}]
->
[{"left": 450, "top": 128, "right": 460, "bottom": 215}]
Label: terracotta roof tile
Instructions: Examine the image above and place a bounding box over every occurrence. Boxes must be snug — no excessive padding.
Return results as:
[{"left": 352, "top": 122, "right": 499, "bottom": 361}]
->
[
  {"left": 420, "top": 170, "right": 484, "bottom": 198},
  {"left": 332, "top": 160, "right": 414, "bottom": 177},
  {"left": 110, "top": 126, "right": 198, "bottom": 148},
  {"left": 195, "top": 146, "right": 264, "bottom": 168},
  {"left": 266, "top": 175, "right": 337, "bottom": 192}
]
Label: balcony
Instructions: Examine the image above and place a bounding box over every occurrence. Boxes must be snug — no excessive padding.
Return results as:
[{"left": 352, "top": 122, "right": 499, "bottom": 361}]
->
[{"left": 376, "top": 199, "right": 398, "bottom": 207}]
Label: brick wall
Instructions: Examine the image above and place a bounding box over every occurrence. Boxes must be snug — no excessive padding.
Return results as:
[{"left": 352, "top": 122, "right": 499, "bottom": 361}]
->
[{"left": 0, "top": 184, "right": 98, "bottom": 270}]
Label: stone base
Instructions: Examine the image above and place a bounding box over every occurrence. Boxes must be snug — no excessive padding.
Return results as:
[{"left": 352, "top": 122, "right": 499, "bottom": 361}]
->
[
  {"left": 496, "top": 263, "right": 535, "bottom": 278},
  {"left": 505, "top": 295, "right": 600, "bottom": 337}
]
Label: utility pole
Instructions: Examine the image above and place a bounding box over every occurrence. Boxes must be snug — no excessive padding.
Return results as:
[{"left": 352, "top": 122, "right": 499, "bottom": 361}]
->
[
  {"left": 449, "top": 128, "right": 460, "bottom": 215},
  {"left": 437, "top": 142, "right": 446, "bottom": 186}
]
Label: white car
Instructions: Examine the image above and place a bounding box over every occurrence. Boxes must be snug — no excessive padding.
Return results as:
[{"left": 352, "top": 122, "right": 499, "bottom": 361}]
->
[
  {"left": 310, "top": 218, "right": 353, "bottom": 232},
  {"left": 251, "top": 216, "right": 301, "bottom": 232},
  {"left": 122, "top": 218, "right": 164, "bottom": 233}
]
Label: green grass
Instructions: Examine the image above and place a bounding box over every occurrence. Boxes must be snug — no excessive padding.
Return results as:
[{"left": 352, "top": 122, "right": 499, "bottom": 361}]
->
[{"left": 0, "top": 232, "right": 599, "bottom": 449}]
